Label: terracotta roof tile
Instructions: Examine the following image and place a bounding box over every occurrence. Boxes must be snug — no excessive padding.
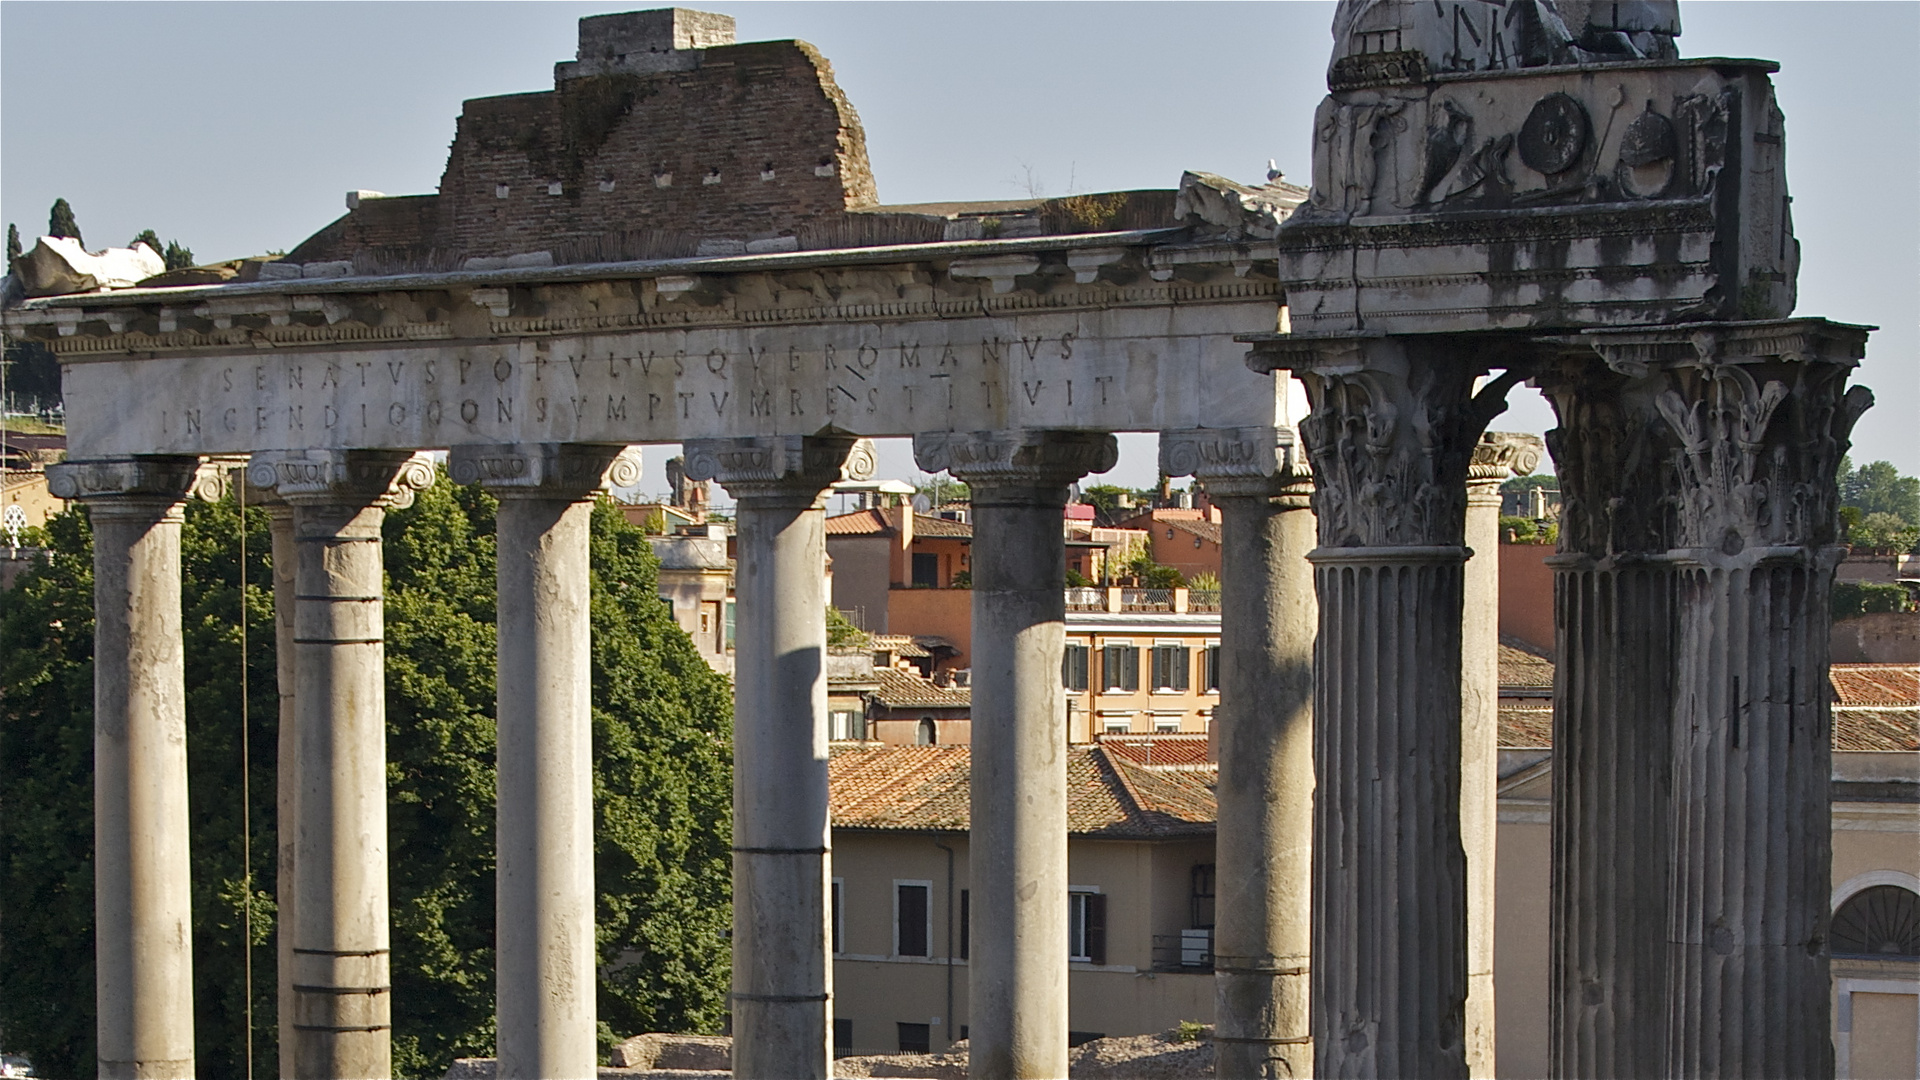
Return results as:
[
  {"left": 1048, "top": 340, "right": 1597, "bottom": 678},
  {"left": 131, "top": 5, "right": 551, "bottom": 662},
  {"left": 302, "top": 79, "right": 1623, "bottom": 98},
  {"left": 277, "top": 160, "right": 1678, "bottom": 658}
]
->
[
  {"left": 1097, "top": 734, "right": 1213, "bottom": 769},
  {"left": 1498, "top": 636, "right": 1555, "bottom": 689},
  {"left": 1833, "top": 709, "right": 1920, "bottom": 752},
  {"left": 1830, "top": 664, "right": 1919, "bottom": 708},
  {"left": 830, "top": 745, "right": 1216, "bottom": 837},
  {"left": 1498, "top": 704, "right": 1554, "bottom": 748},
  {"left": 1164, "top": 518, "right": 1222, "bottom": 546},
  {"left": 911, "top": 514, "right": 973, "bottom": 539},
  {"left": 869, "top": 634, "right": 930, "bottom": 658},
  {"left": 825, "top": 508, "right": 892, "bottom": 536},
  {"left": 869, "top": 667, "right": 971, "bottom": 709}
]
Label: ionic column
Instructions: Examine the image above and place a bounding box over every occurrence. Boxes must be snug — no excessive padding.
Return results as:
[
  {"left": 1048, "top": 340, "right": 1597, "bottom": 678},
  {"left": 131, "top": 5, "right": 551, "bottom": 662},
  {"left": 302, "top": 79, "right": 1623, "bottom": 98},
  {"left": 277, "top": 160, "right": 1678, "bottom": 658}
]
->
[
  {"left": 48, "top": 456, "right": 205, "bottom": 1080},
  {"left": 238, "top": 476, "right": 302, "bottom": 1078},
  {"left": 449, "top": 444, "right": 639, "bottom": 1080},
  {"left": 686, "top": 435, "right": 862, "bottom": 1080},
  {"left": 1163, "top": 427, "right": 1316, "bottom": 1079},
  {"left": 1617, "top": 323, "right": 1870, "bottom": 1078},
  {"left": 914, "top": 429, "right": 1118, "bottom": 1080},
  {"left": 1246, "top": 334, "right": 1521, "bottom": 1080},
  {"left": 1461, "top": 432, "right": 1541, "bottom": 1079},
  {"left": 1535, "top": 360, "right": 1681, "bottom": 1080},
  {"left": 251, "top": 449, "right": 433, "bottom": 1080}
]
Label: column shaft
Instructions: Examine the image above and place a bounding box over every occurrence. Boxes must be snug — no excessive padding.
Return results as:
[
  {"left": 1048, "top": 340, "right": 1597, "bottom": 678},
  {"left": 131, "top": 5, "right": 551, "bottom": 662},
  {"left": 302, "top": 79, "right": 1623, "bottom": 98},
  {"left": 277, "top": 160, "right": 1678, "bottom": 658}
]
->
[
  {"left": 688, "top": 436, "right": 857, "bottom": 1080},
  {"left": 1210, "top": 484, "right": 1315, "bottom": 1080},
  {"left": 1313, "top": 549, "right": 1470, "bottom": 1079},
  {"left": 63, "top": 456, "right": 202, "bottom": 1080},
  {"left": 267, "top": 502, "right": 300, "bottom": 1079},
  {"left": 495, "top": 495, "right": 597, "bottom": 1080},
  {"left": 454, "top": 443, "right": 636, "bottom": 1080}
]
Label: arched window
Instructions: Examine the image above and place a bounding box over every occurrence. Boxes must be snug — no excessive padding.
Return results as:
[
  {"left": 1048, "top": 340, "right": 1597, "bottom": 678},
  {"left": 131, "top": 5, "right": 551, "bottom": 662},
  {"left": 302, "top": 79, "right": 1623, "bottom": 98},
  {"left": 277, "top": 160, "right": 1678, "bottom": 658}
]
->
[
  {"left": 917, "top": 717, "right": 937, "bottom": 746},
  {"left": 1830, "top": 885, "right": 1920, "bottom": 958}
]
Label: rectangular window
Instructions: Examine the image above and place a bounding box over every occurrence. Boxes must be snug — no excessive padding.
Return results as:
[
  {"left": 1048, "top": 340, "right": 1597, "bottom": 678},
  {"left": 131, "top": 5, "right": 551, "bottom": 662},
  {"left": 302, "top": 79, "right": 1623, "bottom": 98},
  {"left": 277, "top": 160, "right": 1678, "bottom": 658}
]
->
[
  {"left": 1191, "top": 863, "right": 1217, "bottom": 929},
  {"left": 831, "top": 878, "right": 844, "bottom": 954},
  {"left": 959, "top": 889, "right": 969, "bottom": 960},
  {"left": 1154, "top": 715, "right": 1181, "bottom": 733},
  {"left": 1068, "top": 890, "right": 1107, "bottom": 964},
  {"left": 1062, "top": 643, "right": 1090, "bottom": 692},
  {"left": 830, "top": 710, "right": 864, "bottom": 741},
  {"left": 912, "top": 552, "right": 940, "bottom": 588},
  {"left": 833, "top": 1018, "right": 853, "bottom": 1057},
  {"left": 724, "top": 599, "right": 736, "bottom": 651},
  {"left": 700, "top": 609, "right": 712, "bottom": 635},
  {"left": 1203, "top": 644, "right": 1220, "bottom": 692},
  {"left": 1150, "top": 644, "right": 1190, "bottom": 692},
  {"left": 895, "top": 881, "right": 931, "bottom": 957},
  {"left": 1101, "top": 643, "right": 1139, "bottom": 692},
  {"left": 897, "top": 1022, "right": 931, "bottom": 1054},
  {"left": 1102, "top": 715, "right": 1132, "bottom": 734}
]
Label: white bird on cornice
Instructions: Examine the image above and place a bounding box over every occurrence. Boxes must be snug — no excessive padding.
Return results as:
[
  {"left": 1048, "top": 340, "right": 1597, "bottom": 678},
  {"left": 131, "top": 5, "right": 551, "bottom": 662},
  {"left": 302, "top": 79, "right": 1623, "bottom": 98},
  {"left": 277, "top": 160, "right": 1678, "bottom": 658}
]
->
[{"left": 1266, "top": 159, "right": 1285, "bottom": 184}]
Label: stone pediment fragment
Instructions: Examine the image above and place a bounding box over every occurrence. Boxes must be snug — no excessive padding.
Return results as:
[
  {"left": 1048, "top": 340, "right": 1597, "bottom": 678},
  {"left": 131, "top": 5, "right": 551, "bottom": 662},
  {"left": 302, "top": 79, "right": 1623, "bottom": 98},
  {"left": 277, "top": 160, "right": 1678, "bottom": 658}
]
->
[
  {"left": 1174, "top": 172, "right": 1306, "bottom": 241},
  {"left": 17, "top": 236, "right": 165, "bottom": 298}
]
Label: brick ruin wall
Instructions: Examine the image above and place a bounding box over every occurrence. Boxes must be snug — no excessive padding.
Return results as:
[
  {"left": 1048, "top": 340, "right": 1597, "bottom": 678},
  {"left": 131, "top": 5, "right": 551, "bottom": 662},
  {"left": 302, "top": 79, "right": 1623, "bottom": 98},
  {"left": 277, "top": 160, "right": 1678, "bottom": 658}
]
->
[{"left": 290, "top": 39, "right": 878, "bottom": 263}]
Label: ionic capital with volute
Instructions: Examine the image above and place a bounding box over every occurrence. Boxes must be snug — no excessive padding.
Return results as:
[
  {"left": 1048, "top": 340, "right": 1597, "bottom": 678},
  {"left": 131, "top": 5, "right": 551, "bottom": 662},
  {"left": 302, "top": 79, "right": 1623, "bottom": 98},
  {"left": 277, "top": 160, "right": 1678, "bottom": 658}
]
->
[
  {"left": 247, "top": 449, "right": 437, "bottom": 509},
  {"left": 448, "top": 443, "right": 642, "bottom": 501},
  {"left": 912, "top": 429, "right": 1118, "bottom": 504},
  {"left": 1468, "top": 432, "right": 1543, "bottom": 507},
  {"left": 683, "top": 433, "right": 870, "bottom": 506},
  {"left": 1160, "top": 425, "right": 1312, "bottom": 505},
  {"left": 47, "top": 455, "right": 205, "bottom": 517}
]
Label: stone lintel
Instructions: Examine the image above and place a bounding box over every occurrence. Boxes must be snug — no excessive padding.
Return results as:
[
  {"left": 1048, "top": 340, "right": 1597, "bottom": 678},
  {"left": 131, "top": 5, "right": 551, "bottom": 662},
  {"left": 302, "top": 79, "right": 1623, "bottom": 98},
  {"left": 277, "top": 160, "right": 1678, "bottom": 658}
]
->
[
  {"left": 247, "top": 449, "right": 437, "bottom": 509},
  {"left": 683, "top": 434, "right": 861, "bottom": 503},
  {"left": 1567, "top": 317, "right": 1875, "bottom": 379},
  {"left": 912, "top": 429, "right": 1118, "bottom": 502},
  {"left": 1159, "top": 426, "right": 1311, "bottom": 502},
  {"left": 447, "top": 443, "right": 642, "bottom": 499}
]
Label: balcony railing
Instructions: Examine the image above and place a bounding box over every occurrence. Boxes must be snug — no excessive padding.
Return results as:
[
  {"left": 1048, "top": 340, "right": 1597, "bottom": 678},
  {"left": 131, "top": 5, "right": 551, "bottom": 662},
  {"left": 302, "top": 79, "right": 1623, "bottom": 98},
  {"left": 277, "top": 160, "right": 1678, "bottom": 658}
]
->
[
  {"left": 1186, "top": 589, "right": 1220, "bottom": 612},
  {"left": 1150, "top": 931, "right": 1214, "bottom": 973},
  {"left": 1065, "top": 587, "right": 1105, "bottom": 611},
  {"left": 1061, "top": 587, "right": 1213, "bottom": 614}
]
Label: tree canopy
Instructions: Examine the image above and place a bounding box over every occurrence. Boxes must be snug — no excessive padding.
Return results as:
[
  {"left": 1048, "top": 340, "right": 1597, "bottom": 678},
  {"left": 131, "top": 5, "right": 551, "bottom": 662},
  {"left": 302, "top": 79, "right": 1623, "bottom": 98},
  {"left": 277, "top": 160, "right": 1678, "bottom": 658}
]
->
[
  {"left": 0, "top": 478, "right": 733, "bottom": 1079},
  {"left": 47, "top": 198, "right": 81, "bottom": 244},
  {"left": 1839, "top": 456, "right": 1920, "bottom": 553}
]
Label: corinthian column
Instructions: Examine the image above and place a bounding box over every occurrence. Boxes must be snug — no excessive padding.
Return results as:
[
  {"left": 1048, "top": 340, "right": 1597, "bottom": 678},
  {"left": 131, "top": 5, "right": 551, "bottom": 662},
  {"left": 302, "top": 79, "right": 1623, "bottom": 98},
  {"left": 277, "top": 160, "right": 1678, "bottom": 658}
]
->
[
  {"left": 685, "top": 434, "right": 862, "bottom": 1080},
  {"left": 1461, "top": 432, "right": 1541, "bottom": 1079},
  {"left": 1602, "top": 321, "right": 1871, "bottom": 1078},
  {"left": 449, "top": 444, "right": 640, "bottom": 1080},
  {"left": 914, "top": 429, "right": 1118, "bottom": 1080},
  {"left": 1534, "top": 357, "right": 1682, "bottom": 1080},
  {"left": 1245, "top": 333, "right": 1523, "bottom": 1080},
  {"left": 1162, "top": 427, "right": 1316, "bottom": 1080},
  {"left": 47, "top": 456, "right": 207, "bottom": 1080},
  {"left": 250, "top": 449, "right": 434, "bottom": 1080}
]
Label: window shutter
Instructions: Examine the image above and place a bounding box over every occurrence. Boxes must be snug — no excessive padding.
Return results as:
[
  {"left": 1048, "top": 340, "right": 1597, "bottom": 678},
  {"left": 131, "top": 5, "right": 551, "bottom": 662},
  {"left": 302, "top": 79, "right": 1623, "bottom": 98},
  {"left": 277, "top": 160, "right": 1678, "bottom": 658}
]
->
[
  {"left": 1151, "top": 647, "right": 1166, "bottom": 690},
  {"left": 1125, "top": 648, "right": 1139, "bottom": 692},
  {"left": 1173, "top": 647, "right": 1190, "bottom": 691},
  {"left": 1085, "top": 893, "right": 1107, "bottom": 965},
  {"left": 959, "top": 889, "right": 970, "bottom": 959}
]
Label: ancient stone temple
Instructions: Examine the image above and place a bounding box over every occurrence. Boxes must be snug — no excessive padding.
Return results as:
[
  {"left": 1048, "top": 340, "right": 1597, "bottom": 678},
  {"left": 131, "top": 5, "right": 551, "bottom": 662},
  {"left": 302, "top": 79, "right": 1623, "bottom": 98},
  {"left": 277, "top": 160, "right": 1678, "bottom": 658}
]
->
[{"left": 1, "top": 4, "right": 1876, "bottom": 1079}]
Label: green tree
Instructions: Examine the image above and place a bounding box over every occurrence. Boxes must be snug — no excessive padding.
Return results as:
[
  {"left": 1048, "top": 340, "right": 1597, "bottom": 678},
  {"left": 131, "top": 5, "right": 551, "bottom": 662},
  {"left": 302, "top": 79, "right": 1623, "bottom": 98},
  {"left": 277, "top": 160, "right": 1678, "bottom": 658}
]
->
[
  {"left": 1851, "top": 511, "right": 1920, "bottom": 555},
  {"left": 130, "top": 228, "right": 163, "bottom": 253},
  {"left": 164, "top": 241, "right": 196, "bottom": 271},
  {"left": 1, "top": 479, "right": 733, "bottom": 1079},
  {"left": 826, "top": 604, "right": 870, "bottom": 647},
  {"left": 48, "top": 198, "right": 81, "bottom": 244},
  {"left": 6, "top": 223, "right": 21, "bottom": 270},
  {"left": 1839, "top": 457, "right": 1920, "bottom": 527}
]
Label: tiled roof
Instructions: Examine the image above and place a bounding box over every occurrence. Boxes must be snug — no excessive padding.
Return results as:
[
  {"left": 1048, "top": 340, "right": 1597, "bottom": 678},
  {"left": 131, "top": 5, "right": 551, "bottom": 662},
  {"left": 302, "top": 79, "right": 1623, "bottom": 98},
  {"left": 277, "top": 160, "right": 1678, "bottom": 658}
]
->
[
  {"left": 1498, "top": 636, "right": 1555, "bottom": 690},
  {"left": 869, "top": 667, "right": 972, "bottom": 709},
  {"left": 1831, "top": 664, "right": 1919, "bottom": 708},
  {"left": 910, "top": 514, "right": 973, "bottom": 539},
  {"left": 1097, "top": 734, "right": 1213, "bottom": 769},
  {"left": 1833, "top": 709, "right": 1920, "bottom": 752},
  {"left": 1497, "top": 704, "right": 1554, "bottom": 749},
  {"left": 825, "top": 508, "right": 892, "bottom": 536},
  {"left": 869, "top": 634, "right": 930, "bottom": 658},
  {"left": 1164, "top": 518, "right": 1222, "bottom": 546},
  {"left": 829, "top": 744, "right": 1217, "bottom": 838}
]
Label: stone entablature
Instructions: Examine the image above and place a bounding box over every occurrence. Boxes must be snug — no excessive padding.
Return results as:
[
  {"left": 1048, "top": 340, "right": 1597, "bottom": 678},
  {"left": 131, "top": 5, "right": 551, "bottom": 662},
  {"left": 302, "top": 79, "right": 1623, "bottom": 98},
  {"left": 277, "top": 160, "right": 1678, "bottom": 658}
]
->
[{"left": 5, "top": 234, "right": 1287, "bottom": 460}]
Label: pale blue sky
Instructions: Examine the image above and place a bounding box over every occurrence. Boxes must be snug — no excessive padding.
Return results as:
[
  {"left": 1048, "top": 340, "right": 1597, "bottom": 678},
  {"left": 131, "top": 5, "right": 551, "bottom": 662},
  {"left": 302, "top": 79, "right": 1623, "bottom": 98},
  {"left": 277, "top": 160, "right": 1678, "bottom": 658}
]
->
[{"left": 4, "top": 1, "right": 1914, "bottom": 494}]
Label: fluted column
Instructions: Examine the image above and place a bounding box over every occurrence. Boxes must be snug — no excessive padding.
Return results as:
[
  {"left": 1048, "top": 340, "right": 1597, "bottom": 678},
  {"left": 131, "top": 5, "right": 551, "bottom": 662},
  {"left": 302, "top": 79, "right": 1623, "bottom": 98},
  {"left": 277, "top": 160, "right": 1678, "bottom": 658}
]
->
[
  {"left": 1461, "top": 432, "right": 1541, "bottom": 1079},
  {"left": 1163, "top": 427, "right": 1316, "bottom": 1080},
  {"left": 1602, "top": 322, "right": 1870, "bottom": 1078},
  {"left": 914, "top": 429, "right": 1118, "bottom": 1080},
  {"left": 47, "top": 456, "right": 206, "bottom": 1080},
  {"left": 686, "top": 434, "right": 862, "bottom": 1080},
  {"left": 450, "top": 444, "right": 641, "bottom": 1080},
  {"left": 1246, "top": 333, "right": 1522, "bottom": 1080},
  {"left": 1535, "top": 358, "right": 1682, "bottom": 1080},
  {"left": 251, "top": 449, "right": 434, "bottom": 1080}
]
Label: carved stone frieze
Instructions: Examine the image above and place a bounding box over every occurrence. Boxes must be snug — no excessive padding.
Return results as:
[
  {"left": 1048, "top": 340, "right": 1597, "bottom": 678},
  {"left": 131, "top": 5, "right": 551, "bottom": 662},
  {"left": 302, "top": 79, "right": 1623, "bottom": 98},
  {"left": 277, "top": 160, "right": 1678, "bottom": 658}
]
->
[
  {"left": 1159, "top": 426, "right": 1311, "bottom": 502},
  {"left": 683, "top": 433, "right": 861, "bottom": 503},
  {"left": 447, "top": 443, "right": 642, "bottom": 498},
  {"left": 1243, "top": 334, "right": 1522, "bottom": 547},
  {"left": 912, "top": 429, "right": 1118, "bottom": 499},
  {"left": 247, "top": 449, "right": 437, "bottom": 509}
]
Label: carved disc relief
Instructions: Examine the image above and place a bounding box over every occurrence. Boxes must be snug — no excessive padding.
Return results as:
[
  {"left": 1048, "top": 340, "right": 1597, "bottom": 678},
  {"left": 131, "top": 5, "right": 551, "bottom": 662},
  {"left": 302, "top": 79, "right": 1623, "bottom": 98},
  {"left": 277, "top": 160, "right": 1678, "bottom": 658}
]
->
[{"left": 1518, "top": 92, "right": 1590, "bottom": 175}]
